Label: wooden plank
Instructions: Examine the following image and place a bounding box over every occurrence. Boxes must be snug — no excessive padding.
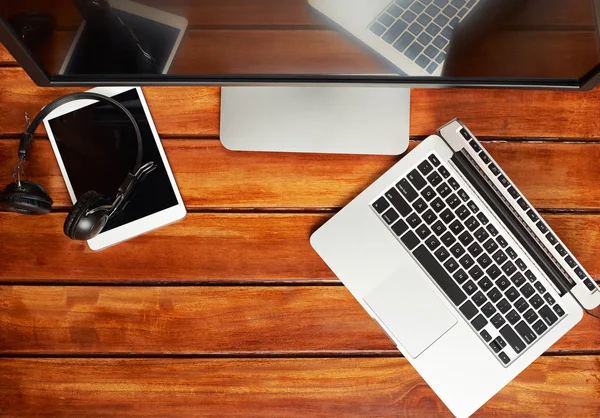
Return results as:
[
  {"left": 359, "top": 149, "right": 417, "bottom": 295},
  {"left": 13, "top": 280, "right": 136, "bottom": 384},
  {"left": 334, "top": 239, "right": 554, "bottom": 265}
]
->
[
  {"left": 0, "top": 67, "right": 220, "bottom": 137},
  {"left": 0, "top": 44, "right": 14, "bottom": 64},
  {"left": 2, "top": 66, "right": 600, "bottom": 139},
  {"left": 0, "top": 286, "right": 597, "bottom": 354},
  {"left": 0, "top": 213, "right": 599, "bottom": 282},
  {"left": 1, "top": 357, "right": 599, "bottom": 417},
  {"left": 4, "top": 140, "right": 600, "bottom": 210}
]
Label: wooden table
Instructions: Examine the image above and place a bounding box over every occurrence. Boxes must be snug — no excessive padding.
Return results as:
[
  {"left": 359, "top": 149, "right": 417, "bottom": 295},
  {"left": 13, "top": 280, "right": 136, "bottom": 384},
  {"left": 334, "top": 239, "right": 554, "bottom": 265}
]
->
[{"left": 1, "top": 38, "right": 600, "bottom": 416}]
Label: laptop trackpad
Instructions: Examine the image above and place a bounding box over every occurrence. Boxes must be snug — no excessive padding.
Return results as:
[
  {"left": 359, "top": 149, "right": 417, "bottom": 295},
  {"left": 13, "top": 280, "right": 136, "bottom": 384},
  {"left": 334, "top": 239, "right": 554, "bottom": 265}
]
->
[{"left": 364, "top": 268, "right": 457, "bottom": 358}]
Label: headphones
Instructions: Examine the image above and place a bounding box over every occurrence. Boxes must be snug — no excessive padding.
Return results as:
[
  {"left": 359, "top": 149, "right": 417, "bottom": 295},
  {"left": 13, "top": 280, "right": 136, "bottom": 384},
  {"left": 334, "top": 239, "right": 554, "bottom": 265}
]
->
[{"left": 0, "top": 92, "right": 156, "bottom": 241}]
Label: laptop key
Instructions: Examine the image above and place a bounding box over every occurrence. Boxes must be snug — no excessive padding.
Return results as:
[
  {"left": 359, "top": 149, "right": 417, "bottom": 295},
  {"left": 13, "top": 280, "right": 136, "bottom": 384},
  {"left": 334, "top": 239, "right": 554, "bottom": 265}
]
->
[
  {"left": 546, "top": 233, "right": 558, "bottom": 245},
  {"left": 423, "top": 209, "right": 437, "bottom": 224},
  {"left": 382, "top": 208, "right": 399, "bottom": 224},
  {"left": 448, "top": 177, "right": 460, "bottom": 190},
  {"left": 425, "top": 235, "right": 441, "bottom": 250},
  {"left": 413, "top": 198, "right": 428, "bottom": 213},
  {"left": 463, "top": 280, "right": 478, "bottom": 295},
  {"left": 555, "top": 244, "right": 567, "bottom": 257},
  {"left": 391, "top": 219, "right": 409, "bottom": 236},
  {"left": 405, "top": 42, "right": 424, "bottom": 60},
  {"left": 538, "top": 305, "right": 558, "bottom": 326},
  {"left": 459, "top": 254, "right": 474, "bottom": 269},
  {"left": 437, "top": 183, "right": 452, "bottom": 198},
  {"left": 416, "top": 54, "right": 431, "bottom": 70},
  {"left": 397, "top": 178, "right": 419, "bottom": 201},
  {"left": 480, "top": 329, "right": 492, "bottom": 341},
  {"left": 487, "top": 287, "right": 502, "bottom": 303},
  {"left": 483, "top": 238, "right": 499, "bottom": 254},
  {"left": 482, "top": 302, "right": 496, "bottom": 318},
  {"left": 532, "top": 319, "right": 548, "bottom": 336},
  {"left": 510, "top": 272, "right": 526, "bottom": 288},
  {"left": 493, "top": 336, "right": 507, "bottom": 350},
  {"left": 515, "top": 258, "right": 527, "bottom": 271},
  {"left": 583, "top": 278, "right": 596, "bottom": 291},
  {"left": 432, "top": 221, "right": 447, "bottom": 236},
  {"left": 465, "top": 216, "right": 479, "bottom": 231},
  {"left": 383, "top": 19, "right": 409, "bottom": 44},
  {"left": 467, "top": 242, "right": 483, "bottom": 257},
  {"left": 477, "top": 253, "right": 492, "bottom": 269},
  {"left": 486, "top": 265, "right": 501, "bottom": 280},
  {"left": 387, "top": 4, "right": 403, "bottom": 17},
  {"left": 431, "top": 197, "right": 446, "bottom": 213},
  {"left": 471, "top": 314, "right": 488, "bottom": 331},
  {"left": 505, "top": 286, "right": 519, "bottom": 302},
  {"left": 446, "top": 194, "right": 461, "bottom": 209},
  {"left": 370, "top": 22, "right": 387, "bottom": 37},
  {"left": 530, "top": 295, "right": 544, "bottom": 309},
  {"left": 524, "top": 309, "right": 538, "bottom": 324},
  {"left": 458, "top": 189, "right": 469, "bottom": 202},
  {"left": 553, "top": 305, "right": 565, "bottom": 317},
  {"left": 418, "top": 32, "right": 434, "bottom": 46},
  {"left": 496, "top": 275, "right": 510, "bottom": 291},
  {"left": 517, "top": 198, "right": 529, "bottom": 211},
  {"left": 434, "top": 246, "right": 450, "bottom": 262},
  {"left": 565, "top": 256, "right": 577, "bottom": 268},
  {"left": 514, "top": 298, "right": 529, "bottom": 313},
  {"left": 425, "top": 22, "right": 441, "bottom": 37},
  {"left": 413, "top": 245, "right": 467, "bottom": 306},
  {"left": 458, "top": 231, "right": 474, "bottom": 246},
  {"left": 444, "top": 258, "right": 459, "bottom": 273},
  {"left": 498, "top": 352, "right": 511, "bottom": 365},
  {"left": 449, "top": 243, "right": 465, "bottom": 258},
  {"left": 373, "top": 197, "right": 390, "bottom": 214},
  {"left": 492, "top": 249, "right": 507, "bottom": 265},
  {"left": 515, "top": 321, "right": 537, "bottom": 345},
  {"left": 506, "top": 309, "right": 520, "bottom": 325},
  {"left": 456, "top": 205, "right": 470, "bottom": 220},
  {"left": 469, "top": 265, "right": 484, "bottom": 280},
  {"left": 439, "top": 166, "right": 451, "bottom": 178},
  {"left": 401, "top": 231, "right": 420, "bottom": 250},
  {"left": 421, "top": 186, "right": 436, "bottom": 201},
  {"left": 496, "top": 236, "right": 508, "bottom": 248},
  {"left": 486, "top": 224, "right": 498, "bottom": 237},
  {"left": 524, "top": 270, "right": 536, "bottom": 282},
  {"left": 393, "top": 32, "right": 416, "bottom": 52},
  {"left": 378, "top": 13, "right": 395, "bottom": 27},
  {"left": 521, "top": 284, "right": 535, "bottom": 299},
  {"left": 477, "top": 213, "right": 489, "bottom": 225},
  {"left": 460, "top": 300, "right": 478, "bottom": 320},
  {"left": 472, "top": 291, "right": 487, "bottom": 306},
  {"left": 474, "top": 227, "right": 489, "bottom": 243},
  {"left": 386, "top": 188, "right": 413, "bottom": 217},
  {"left": 478, "top": 276, "right": 493, "bottom": 291},
  {"left": 502, "top": 261, "right": 517, "bottom": 276},
  {"left": 449, "top": 219, "right": 465, "bottom": 235},
  {"left": 454, "top": 269, "right": 468, "bottom": 284},
  {"left": 440, "top": 208, "right": 455, "bottom": 224},
  {"left": 499, "top": 324, "right": 526, "bottom": 354},
  {"left": 490, "top": 313, "right": 506, "bottom": 329},
  {"left": 533, "top": 281, "right": 546, "bottom": 294},
  {"left": 489, "top": 340, "right": 501, "bottom": 353},
  {"left": 497, "top": 298, "right": 511, "bottom": 314},
  {"left": 543, "top": 293, "right": 556, "bottom": 306},
  {"left": 410, "top": 1, "right": 426, "bottom": 13},
  {"left": 442, "top": 231, "right": 457, "bottom": 246},
  {"left": 416, "top": 224, "right": 431, "bottom": 239}
]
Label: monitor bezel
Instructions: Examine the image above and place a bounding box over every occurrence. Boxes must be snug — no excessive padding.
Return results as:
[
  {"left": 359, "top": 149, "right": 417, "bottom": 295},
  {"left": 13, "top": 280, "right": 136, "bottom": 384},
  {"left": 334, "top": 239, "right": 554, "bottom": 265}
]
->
[{"left": 1, "top": 16, "right": 598, "bottom": 91}]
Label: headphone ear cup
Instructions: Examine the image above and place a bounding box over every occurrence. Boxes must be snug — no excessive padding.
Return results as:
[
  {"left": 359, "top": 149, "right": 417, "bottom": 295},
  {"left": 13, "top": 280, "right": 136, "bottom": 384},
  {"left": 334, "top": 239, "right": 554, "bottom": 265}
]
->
[
  {"left": 64, "top": 191, "right": 110, "bottom": 241},
  {"left": 0, "top": 181, "right": 53, "bottom": 215}
]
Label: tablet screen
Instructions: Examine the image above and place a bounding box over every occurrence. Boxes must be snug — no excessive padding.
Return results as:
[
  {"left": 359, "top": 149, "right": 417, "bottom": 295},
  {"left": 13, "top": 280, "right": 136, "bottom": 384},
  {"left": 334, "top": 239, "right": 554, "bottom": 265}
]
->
[{"left": 47, "top": 88, "right": 178, "bottom": 233}]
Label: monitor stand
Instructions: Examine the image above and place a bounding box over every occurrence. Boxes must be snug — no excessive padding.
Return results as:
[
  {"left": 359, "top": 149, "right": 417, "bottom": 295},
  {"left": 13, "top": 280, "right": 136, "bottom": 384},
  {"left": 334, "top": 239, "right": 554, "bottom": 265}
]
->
[{"left": 220, "top": 86, "right": 411, "bottom": 155}]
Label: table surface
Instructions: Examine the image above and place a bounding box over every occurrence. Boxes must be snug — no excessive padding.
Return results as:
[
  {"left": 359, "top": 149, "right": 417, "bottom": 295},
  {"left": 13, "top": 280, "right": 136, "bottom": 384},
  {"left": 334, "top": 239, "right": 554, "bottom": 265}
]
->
[{"left": 1, "top": 38, "right": 600, "bottom": 417}]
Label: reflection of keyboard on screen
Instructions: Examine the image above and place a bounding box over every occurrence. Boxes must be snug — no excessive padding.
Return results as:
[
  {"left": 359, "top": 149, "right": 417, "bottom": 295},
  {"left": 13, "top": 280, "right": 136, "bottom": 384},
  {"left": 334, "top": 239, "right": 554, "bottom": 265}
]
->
[{"left": 369, "top": 0, "right": 480, "bottom": 74}]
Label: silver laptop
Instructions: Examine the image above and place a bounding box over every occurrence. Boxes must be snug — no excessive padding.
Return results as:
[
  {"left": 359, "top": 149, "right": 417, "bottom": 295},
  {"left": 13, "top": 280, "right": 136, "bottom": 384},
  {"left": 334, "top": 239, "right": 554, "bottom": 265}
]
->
[
  {"left": 311, "top": 119, "right": 600, "bottom": 417},
  {"left": 308, "top": 0, "right": 482, "bottom": 76}
]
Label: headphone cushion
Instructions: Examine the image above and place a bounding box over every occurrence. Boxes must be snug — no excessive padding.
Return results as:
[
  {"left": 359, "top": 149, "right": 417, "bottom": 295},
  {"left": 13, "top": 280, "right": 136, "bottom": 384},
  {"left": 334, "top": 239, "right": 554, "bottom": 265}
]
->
[
  {"left": 0, "top": 181, "right": 53, "bottom": 215},
  {"left": 64, "top": 191, "right": 108, "bottom": 239}
]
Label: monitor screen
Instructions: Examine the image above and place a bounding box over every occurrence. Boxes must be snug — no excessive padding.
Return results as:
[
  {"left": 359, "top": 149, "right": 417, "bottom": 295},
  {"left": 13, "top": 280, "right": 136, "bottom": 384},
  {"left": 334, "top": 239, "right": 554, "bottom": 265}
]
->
[{"left": 1, "top": 0, "right": 599, "bottom": 87}]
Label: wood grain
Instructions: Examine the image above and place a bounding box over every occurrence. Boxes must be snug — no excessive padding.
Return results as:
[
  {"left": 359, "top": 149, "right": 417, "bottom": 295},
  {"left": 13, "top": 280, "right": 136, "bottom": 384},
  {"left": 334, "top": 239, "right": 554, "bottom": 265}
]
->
[
  {"left": 1, "top": 357, "right": 599, "bottom": 417},
  {"left": 4, "top": 140, "right": 600, "bottom": 210},
  {"left": 0, "top": 213, "right": 599, "bottom": 282},
  {"left": 2, "top": 67, "right": 600, "bottom": 139},
  {"left": 0, "top": 44, "right": 14, "bottom": 64},
  {"left": 0, "top": 286, "right": 598, "bottom": 355}
]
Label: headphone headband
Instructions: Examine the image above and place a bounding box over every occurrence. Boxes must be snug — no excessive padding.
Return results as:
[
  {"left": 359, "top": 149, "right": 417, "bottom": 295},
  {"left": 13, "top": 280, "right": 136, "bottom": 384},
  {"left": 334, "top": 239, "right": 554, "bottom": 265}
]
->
[{"left": 19, "top": 92, "right": 144, "bottom": 173}]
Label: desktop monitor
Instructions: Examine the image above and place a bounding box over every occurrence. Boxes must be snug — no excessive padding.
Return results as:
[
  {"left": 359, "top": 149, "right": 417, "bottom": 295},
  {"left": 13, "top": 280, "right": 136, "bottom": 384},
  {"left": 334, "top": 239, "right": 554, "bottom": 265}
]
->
[{"left": 1, "top": 0, "right": 599, "bottom": 155}]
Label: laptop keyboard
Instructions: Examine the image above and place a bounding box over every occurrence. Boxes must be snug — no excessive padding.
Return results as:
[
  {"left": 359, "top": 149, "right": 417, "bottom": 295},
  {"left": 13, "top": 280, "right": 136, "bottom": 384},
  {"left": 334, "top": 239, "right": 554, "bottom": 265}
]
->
[
  {"left": 369, "top": 0, "right": 480, "bottom": 74},
  {"left": 371, "top": 153, "right": 566, "bottom": 366}
]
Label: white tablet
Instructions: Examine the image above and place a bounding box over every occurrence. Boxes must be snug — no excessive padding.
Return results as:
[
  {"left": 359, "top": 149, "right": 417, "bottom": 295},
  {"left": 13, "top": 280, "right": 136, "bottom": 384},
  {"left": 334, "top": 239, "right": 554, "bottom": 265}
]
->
[
  {"left": 60, "top": 0, "right": 188, "bottom": 75},
  {"left": 43, "top": 86, "right": 186, "bottom": 251}
]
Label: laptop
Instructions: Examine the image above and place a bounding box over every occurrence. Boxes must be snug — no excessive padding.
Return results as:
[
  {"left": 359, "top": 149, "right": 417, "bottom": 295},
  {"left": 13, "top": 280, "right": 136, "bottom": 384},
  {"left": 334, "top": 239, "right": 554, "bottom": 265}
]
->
[
  {"left": 308, "top": 0, "right": 482, "bottom": 76},
  {"left": 310, "top": 119, "right": 600, "bottom": 417}
]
